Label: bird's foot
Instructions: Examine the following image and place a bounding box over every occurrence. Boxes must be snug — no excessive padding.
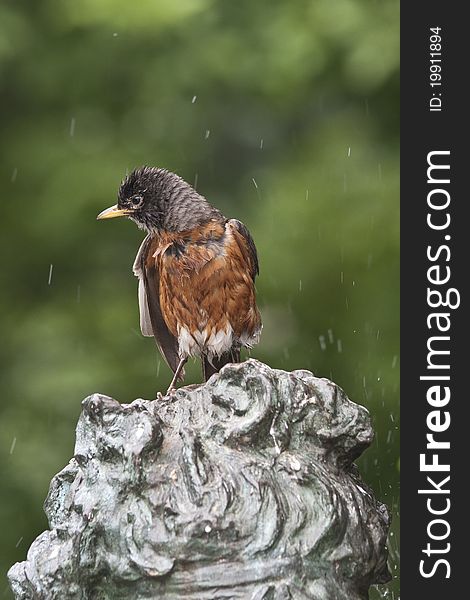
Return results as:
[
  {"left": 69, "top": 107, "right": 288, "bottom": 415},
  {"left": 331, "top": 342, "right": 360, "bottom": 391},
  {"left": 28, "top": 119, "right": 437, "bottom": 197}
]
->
[{"left": 155, "top": 387, "right": 177, "bottom": 401}]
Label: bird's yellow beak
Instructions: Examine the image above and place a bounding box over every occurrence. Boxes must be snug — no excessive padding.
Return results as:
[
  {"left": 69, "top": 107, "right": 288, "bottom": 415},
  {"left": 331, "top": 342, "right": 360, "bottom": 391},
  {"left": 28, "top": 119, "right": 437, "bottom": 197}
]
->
[{"left": 96, "top": 204, "right": 131, "bottom": 220}]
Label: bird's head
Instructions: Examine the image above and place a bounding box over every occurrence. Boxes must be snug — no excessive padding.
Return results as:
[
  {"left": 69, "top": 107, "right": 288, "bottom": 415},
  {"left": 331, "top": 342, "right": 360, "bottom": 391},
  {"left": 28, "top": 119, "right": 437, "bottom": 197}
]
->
[{"left": 97, "top": 166, "right": 222, "bottom": 233}]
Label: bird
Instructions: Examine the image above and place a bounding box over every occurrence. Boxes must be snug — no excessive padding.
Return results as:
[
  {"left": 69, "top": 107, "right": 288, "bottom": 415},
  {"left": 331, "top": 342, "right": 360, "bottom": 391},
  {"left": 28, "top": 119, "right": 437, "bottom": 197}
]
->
[{"left": 97, "top": 166, "right": 262, "bottom": 394}]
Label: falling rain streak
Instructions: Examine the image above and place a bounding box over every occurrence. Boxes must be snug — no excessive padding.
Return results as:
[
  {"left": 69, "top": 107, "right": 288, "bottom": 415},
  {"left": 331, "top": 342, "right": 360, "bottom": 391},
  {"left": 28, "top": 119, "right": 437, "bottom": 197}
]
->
[{"left": 48, "top": 264, "right": 54, "bottom": 285}]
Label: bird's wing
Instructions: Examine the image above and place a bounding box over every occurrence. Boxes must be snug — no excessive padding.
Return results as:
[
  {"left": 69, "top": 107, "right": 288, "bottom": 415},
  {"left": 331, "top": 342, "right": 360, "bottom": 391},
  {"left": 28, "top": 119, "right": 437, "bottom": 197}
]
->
[
  {"left": 137, "top": 277, "right": 153, "bottom": 336},
  {"left": 133, "top": 237, "right": 153, "bottom": 336},
  {"left": 133, "top": 236, "right": 182, "bottom": 377},
  {"left": 227, "top": 219, "right": 259, "bottom": 280}
]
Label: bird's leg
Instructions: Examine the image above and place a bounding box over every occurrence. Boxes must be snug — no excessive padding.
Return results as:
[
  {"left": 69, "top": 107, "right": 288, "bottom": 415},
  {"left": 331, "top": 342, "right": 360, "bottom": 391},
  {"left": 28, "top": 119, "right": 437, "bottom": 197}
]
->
[{"left": 166, "top": 357, "right": 188, "bottom": 395}]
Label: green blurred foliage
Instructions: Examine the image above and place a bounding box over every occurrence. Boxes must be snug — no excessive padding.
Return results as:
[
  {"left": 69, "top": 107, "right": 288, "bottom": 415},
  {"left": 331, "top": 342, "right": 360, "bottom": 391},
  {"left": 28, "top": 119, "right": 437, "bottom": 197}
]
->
[{"left": 0, "top": 0, "right": 399, "bottom": 597}]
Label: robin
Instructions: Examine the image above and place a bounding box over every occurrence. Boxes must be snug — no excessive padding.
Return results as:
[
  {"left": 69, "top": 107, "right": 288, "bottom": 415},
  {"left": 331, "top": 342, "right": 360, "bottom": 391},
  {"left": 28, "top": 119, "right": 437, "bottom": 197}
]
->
[{"left": 97, "top": 166, "right": 262, "bottom": 393}]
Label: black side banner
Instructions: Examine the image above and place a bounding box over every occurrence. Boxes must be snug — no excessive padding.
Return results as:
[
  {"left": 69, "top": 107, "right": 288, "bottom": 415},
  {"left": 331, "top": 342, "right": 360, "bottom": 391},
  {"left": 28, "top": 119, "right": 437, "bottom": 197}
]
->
[{"left": 401, "top": 4, "right": 467, "bottom": 596}]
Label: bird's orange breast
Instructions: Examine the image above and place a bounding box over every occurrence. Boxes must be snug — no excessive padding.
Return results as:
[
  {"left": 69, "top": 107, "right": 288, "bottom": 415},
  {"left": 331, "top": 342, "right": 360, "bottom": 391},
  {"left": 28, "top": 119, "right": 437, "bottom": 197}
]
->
[{"left": 146, "top": 220, "right": 261, "bottom": 355}]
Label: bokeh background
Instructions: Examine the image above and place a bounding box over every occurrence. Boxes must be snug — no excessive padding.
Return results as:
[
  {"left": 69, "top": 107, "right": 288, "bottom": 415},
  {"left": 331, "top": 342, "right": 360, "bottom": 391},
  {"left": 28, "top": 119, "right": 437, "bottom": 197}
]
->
[{"left": 0, "top": 0, "right": 399, "bottom": 597}]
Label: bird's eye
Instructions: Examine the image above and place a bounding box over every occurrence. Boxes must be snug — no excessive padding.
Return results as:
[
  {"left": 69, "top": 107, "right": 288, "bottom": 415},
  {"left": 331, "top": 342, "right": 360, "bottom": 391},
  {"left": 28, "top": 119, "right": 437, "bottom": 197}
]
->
[{"left": 130, "top": 194, "right": 144, "bottom": 208}]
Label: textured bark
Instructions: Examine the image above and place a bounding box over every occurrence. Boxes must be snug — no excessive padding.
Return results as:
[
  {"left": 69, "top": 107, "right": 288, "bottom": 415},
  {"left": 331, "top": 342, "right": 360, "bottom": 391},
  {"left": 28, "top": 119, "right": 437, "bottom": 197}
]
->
[{"left": 8, "top": 360, "right": 390, "bottom": 599}]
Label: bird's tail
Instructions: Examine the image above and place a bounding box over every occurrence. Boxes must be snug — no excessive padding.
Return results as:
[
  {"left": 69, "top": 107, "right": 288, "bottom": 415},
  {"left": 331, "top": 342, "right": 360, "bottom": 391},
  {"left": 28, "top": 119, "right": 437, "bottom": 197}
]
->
[{"left": 202, "top": 347, "right": 241, "bottom": 382}]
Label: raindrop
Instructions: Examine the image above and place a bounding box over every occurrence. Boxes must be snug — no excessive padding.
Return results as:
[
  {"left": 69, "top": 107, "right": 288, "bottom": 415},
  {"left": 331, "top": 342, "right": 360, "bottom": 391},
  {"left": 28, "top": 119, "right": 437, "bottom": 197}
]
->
[
  {"left": 367, "top": 254, "right": 373, "bottom": 269},
  {"left": 9, "top": 437, "right": 17, "bottom": 455},
  {"left": 305, "top": 189, "right": 309, "bottom": 202},
  {"left": 156, "top": 360, "right": 161, "bottom": 378},
  {"left": 376, "top": 330, "right": 380, "bottom": 340},
  {"left": 15, "top": 536, "right": 23, "bottom": 548},
  {"left": 337, "top": 339, "right": 343, "bottom": 353},
  {"left": 391, "top": 355, "right": 398, "bottom": 368},
  {"left": 70, "top": 117, "right": 76, "bottom": 137},
  {"left": 327, "top": 329, "right": 334, "bottom": 344},
  {"left": 299, "top": 280, "right": 302, "bottom": 292},
  {"left": 191, "top": 95, "right": 197, "bottom": 104},
  {"left": 204, "top": 129, "right": 210, "bottom": 140},
  {"left": 387, "top": 430, "right": 392, "bottom": 444},
  {"left": 318, "top": 335, "right": 326, "bottom": 351},
  {"left": 259, "top": 138, "right": 264, "bottom": 149},
  {"left": 347, "top": 147, "right": 351, "bottom": 157},
  {"left": 290, "top": 457, "right": 301, "bottom": 471},
  {"left": 48, "top": 264, "right": 54, "bottom": 286},
  {"left": 340, "top": 271, "right": 344, "bottom": 284},
  {"left": 252, "top": 177, "right": 258, "bottom": 189},
  {"left": 345, "top": 296, "right": 349, "bottom": 310},
  {"left": 11, "top": 168, "right": 18, "bottom": 183},
  {"left": 193, "top": 173, "right": 198, "bottom": 190},
  {"left": 113, "top": 32, "right": 118, "bottom": 37}
]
